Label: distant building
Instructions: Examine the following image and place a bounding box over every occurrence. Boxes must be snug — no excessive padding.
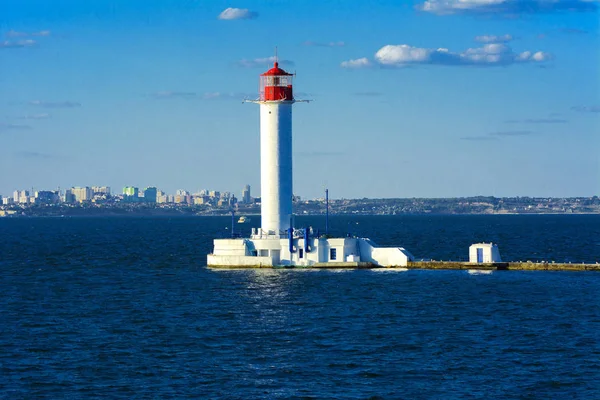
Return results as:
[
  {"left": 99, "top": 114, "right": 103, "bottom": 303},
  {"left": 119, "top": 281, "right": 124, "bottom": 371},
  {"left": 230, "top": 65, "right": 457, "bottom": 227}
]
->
[
  {"left": 63, "top": 189, "right": 76, "bottom": 203},
  {"left": 144, "top": 187, "right": 158, "bottom": 203},
  {"left": 242, "top": 185, "right": 251, "bottom": 204},
  {"left": 208, "top": 190, "right": 220, "bottom": 198},
  {"left": 123, "top": 186, "right": 139, "bottom": 202},
  {"left": 13, "top": 190, "right": 29, "bottom": 204},
  {"left": 123, "top": 186, "right": 139, "bottom": 197},
  {"left": 176, "top": 189, "right": 190, "bottom": 196},
  {"left": 92, "top": 186, "right": 111, "bottom": 195},
  {"left": 193, "top": 196, "right": 208, "bottom": 205},
  {"left": 157, "top": 195, "right": 168, "bottom": 204},
  {"left": 217, "top": 196, "right": 237, "bottom": 207},
  {"left": 174, "top": 195, "right": 187, "bottom": 204},
  {"left": 70, "top": 187, "right": 93, "bottom": 202},
  {"left": 2, "top": 197, "right": 13, "bottom": 205},
  {"left": 156, "top": 190, "right": 167, "bottom": 203},
  {"left": 91, "top": 186, "right": 111, "bottom": 203},
  {"left": 35, "top": 191, "right": 59, "bottom": 204}
]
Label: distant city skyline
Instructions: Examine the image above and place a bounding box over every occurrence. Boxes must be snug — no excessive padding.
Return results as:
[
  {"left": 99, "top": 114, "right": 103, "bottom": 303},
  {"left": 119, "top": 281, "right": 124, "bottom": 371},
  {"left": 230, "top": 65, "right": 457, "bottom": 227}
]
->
[
  {"left": 1, "top": 184, "right": 256, "bottom": 207},
  {"left": 1, "top": 0, "right": 599, "bottom": 198}
]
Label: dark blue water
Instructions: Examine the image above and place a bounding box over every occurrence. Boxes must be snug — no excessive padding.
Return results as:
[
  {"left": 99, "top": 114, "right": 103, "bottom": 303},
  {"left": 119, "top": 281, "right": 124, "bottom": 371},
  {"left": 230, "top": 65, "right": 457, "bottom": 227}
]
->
[{"left": 1, "top": 215, "right": 599, "bottom": 399}]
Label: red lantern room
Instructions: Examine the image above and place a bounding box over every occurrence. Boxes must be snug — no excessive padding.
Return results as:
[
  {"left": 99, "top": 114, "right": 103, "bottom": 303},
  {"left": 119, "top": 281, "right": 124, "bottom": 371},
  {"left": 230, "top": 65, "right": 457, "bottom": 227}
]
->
[{"left": 259, "top": 62, "right": 293, "bottom": 101}]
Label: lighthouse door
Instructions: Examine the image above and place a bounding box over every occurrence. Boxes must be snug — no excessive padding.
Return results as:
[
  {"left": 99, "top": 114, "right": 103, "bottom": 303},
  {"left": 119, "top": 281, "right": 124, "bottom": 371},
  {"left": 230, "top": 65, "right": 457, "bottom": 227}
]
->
[{"left": 476, "top": 248, "right": 484, "bottom": 263}]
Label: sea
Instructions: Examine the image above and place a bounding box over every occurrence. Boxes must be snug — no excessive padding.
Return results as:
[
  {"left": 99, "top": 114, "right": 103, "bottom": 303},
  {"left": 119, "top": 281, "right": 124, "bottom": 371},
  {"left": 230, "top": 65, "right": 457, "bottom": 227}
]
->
[{"left": 1, "top": 215, "right": 599, "bottom": 399}]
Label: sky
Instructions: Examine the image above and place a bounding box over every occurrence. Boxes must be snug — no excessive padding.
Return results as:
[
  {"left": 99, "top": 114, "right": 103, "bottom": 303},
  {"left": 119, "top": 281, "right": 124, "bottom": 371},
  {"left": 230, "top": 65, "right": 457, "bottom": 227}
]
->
[{"left": 1, "top": 0, "right": 599, "bottom": 199}]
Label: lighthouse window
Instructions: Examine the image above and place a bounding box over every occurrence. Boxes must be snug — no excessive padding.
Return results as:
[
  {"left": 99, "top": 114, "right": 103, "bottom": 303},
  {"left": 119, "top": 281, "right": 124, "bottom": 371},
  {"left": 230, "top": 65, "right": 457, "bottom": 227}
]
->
[
  {"left": 299, "top": 249, "right": 304, "bottom": 259},
  {"left": 330, "top": 248, "right": 337, "bottom": 261}
]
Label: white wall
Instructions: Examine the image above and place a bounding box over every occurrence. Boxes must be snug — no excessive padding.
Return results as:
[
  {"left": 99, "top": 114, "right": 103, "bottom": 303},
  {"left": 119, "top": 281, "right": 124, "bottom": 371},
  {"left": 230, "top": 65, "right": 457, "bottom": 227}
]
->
[
  {"left": 469, "top": 243, "right": 502, "bottom": 263},
  {"left": 213, "top": 239, "right": 248, "bottom": 256},
  {"left": 207, "top": 254, "right": 273, "bottom": 267},
  {"left": 358, "top": 239, "right": 413, "bottom": 266}
]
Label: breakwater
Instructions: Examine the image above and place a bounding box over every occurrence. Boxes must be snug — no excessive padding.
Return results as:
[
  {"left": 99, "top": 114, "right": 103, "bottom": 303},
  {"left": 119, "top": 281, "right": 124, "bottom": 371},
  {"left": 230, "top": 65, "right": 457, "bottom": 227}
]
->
[{"left": 407, "top": 261, "right": 600, "bottom": 271}]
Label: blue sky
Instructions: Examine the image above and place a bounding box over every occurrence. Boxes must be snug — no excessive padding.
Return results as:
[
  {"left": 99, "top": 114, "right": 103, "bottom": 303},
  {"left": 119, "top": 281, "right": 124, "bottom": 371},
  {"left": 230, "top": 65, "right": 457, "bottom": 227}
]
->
[{"left": 1, "top": 0, "right": 599, "bottom": 199}]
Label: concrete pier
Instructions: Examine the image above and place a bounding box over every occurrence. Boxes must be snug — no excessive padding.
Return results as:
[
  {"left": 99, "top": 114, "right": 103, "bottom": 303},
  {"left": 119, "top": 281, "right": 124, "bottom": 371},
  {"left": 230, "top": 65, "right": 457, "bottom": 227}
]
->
[
  {"left": 504, "top": 261, "right": 600, "bottom": 272},
  {"left": 208, "top": 260, "right": 600, "bottom": 271},
  {"left": 406, "top": 261, "right": 600, "bottom": 271},
  {"left": 406, "top": 261, "right": 507, "bottom": 270}
]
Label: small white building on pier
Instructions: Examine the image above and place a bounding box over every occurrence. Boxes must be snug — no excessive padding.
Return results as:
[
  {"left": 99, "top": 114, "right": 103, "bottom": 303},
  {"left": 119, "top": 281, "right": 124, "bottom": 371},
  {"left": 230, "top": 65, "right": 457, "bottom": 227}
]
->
[{"left": 469, "top": 243, "right": 502, "bottom": 264}]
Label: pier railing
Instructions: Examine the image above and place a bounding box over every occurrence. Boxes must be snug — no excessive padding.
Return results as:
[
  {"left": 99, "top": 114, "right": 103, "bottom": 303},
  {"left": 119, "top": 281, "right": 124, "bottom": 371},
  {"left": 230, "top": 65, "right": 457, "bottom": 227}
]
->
[{"left": 250, "top": 227, "right": 315, "bottom": 239}]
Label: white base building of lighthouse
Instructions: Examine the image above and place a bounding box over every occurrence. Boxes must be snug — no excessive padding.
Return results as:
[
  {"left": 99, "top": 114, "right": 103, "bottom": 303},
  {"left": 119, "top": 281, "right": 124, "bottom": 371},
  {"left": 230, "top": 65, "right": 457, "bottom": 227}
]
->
[
  {"left": 207, "top": 60, "right": 414, "bottom": 268},
  {"left": 208, "top": 230, "right": 414, "bottom": 268}
]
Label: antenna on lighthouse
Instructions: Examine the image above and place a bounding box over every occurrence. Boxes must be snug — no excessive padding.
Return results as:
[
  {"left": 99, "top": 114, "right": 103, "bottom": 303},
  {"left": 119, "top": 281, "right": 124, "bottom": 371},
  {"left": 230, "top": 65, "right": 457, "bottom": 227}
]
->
[{"left": 325, "top": 188, "right": 329, "bottom": 235}]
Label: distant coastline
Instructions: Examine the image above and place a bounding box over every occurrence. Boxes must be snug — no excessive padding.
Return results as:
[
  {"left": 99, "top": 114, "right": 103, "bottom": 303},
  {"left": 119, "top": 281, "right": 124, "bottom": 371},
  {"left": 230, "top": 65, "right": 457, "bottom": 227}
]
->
[{"left": 2, "top": 196, "right": 599, "bottom": 217}]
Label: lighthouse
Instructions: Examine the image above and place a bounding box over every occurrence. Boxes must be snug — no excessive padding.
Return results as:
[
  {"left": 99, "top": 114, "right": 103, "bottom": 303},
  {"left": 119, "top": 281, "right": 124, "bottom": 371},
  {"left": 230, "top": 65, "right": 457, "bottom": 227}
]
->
[
  {"left": 207, "top": 56, "right": 414, "bottom": 268},
  {"left": 255, "top": 61, "right": 294, "bottom": 235}
]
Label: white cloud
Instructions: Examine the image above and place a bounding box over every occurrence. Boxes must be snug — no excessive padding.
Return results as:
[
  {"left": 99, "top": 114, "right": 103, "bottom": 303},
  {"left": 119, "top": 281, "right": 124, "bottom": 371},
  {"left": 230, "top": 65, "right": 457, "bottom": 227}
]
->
[
  {"left": 0, "top": 123, "right": 32, "bottom": 132},
  {"left": 558, "top": 28, "right": 589, "bottom": 34},
  {"left": 5, "top": 30, "right": 28, "bottom": 37},
  {"left": 505, "top": 118, "right": 567, "bottom": 123},
  {"left": 531, "top": 51, "right": 548, "bottom": 61},
  {"left": 6, "top": 30, "right": 50, "bottom": 37},
  {"left": 375, "top": 45, "right": 431, "bottom": 64},
  {"left": 203, "top": 92, "right": 221, "bottom": 100},
  {"left": 29, "top": 100, "right": 81, "bottom": 108},
  {"left": 20, "top": 113, "right": 51, "bottom": 120},
  {"left": 361, "top": 43, "right": 551, "bottom": 67},
  {"left": 149, "top": 91, "right": 254, "bottom": 100},
  {"left": 571, "top": 105, "right": 600, "bottom": 112},
  {"left": 462, "top": 130, "right": 536, "bottom": 140},
  {"left": 15, "top": 151, "right": 57, "bottom": 159},
  {"left": 303, "top": 41, "right": 346, "bottom": 47},
  {"left": 1, "top": 30, "right": 50, "bottom": 49},
  {"left": 342, "top": 40, "right": 552, "bottom": 68},
  {"left": 218, "top": 7, "right": 258, "bottom": 20},
  {"left": 417, "top": 0, "right": 598, "bottom": 15},
  {"left": 490, "top": 130, "right": 533, "bottom": 136},
  {"left": 340, "top": 57, "right": 372, "bottom": 69},
  {"left": 461, "top": 136, "right": 499, "bottom": 141},
  {"left": 203, "top": 92, "right": 254, "bottom": 100},
  {"left": 0, "top": 39, "right": 36, "bottom": 49},
  {"left": 236, "top": 56, "right": 294, "bottom": 68},
  {"left": 475, "top": 34, "right": 513, "bottom": 43},
  {"left": 150, "top": 91, "right": 197, "bottom": 99},
  {"left": 353, "top": 92, "right": 384, "bottom": 96}
]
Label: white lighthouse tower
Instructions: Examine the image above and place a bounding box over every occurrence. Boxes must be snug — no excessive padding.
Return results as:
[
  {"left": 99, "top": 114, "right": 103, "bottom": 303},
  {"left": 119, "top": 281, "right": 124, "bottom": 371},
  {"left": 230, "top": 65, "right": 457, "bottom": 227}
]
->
[
  {"left": 207, "top": 58, "right": 414, "bottom": 268},
  {"left": 256, "top": 61, "right": 294, "bottom": 235}
]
